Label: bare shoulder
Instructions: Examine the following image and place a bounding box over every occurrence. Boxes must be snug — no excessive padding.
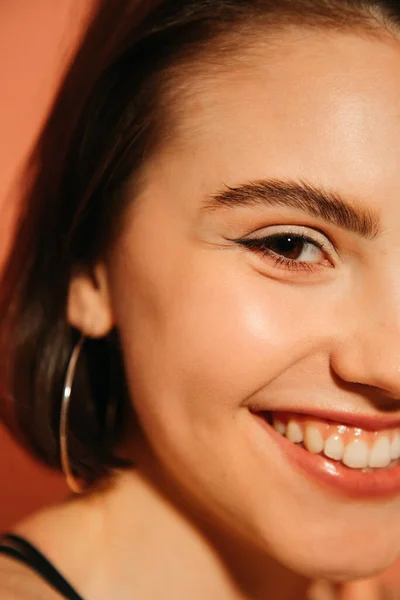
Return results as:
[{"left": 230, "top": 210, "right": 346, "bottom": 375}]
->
[{"left": 0, "top": 554, "right": 62, "bottom": 600}]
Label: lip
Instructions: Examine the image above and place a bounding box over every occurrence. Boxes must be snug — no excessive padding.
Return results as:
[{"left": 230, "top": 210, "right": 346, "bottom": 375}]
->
[
  {"left": 249, "top": 405, "right": 400, "bottom": 431},
  {"left": 252, "top": 412, "right": 400, "bottom": 499},
  {"left": 291, "top": 408, "right": 400, "bottom": 431}
]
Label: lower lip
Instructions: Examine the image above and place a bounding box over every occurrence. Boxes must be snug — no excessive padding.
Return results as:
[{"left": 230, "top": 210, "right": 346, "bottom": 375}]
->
[{"left": 252, "top": 412, "right": 400, "bottom": 499}]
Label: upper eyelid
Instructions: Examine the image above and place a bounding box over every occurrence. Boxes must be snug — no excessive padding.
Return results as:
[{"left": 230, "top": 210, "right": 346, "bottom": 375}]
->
[{"left": 239, "top": 225, "right": 336, "bottom": 252}]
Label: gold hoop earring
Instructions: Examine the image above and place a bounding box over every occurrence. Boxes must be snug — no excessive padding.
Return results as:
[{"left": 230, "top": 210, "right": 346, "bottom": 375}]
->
[{"left": 59, "top": 334, "right": 86, "bottom": 494}]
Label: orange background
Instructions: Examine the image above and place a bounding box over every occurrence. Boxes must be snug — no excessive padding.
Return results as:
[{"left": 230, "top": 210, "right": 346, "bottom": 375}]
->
[{"left": 0, "top": 0, "right": 94, "bottom": 531}]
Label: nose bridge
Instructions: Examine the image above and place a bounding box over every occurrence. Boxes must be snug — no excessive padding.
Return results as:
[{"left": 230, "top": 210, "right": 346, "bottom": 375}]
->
[{"left": 332, "top": 273, "right": 400, "bottom": 397}]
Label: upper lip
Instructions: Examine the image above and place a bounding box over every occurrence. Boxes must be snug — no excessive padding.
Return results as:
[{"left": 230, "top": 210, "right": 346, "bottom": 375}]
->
[{"left": 251, "top": 406, "right": 400, "bottom": 431}]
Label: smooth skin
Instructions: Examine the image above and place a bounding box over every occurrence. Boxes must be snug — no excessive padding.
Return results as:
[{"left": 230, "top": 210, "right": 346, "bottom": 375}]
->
[{"left": 3, "top": 27, "right": 400, "bottom": 600}]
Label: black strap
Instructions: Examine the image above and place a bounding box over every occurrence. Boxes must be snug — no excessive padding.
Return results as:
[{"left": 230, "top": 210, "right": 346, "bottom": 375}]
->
[{"left": 0, "top": 534, "right": 85, "bottom": 600}]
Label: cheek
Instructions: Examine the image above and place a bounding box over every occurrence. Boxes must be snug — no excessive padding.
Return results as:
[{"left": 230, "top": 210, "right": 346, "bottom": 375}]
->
[{"left": 109, "top": 238, "right": 334, "bottom": 451}]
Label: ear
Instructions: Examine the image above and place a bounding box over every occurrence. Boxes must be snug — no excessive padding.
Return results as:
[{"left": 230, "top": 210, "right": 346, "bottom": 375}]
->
[{"left": 67, "top": 264, "right": 114, "bottom": 337}]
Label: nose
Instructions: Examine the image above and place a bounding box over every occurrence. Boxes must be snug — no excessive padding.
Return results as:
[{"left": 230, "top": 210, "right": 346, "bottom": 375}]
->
[{"left": 330, "top": 281, "right": 400, "bottom": 402}]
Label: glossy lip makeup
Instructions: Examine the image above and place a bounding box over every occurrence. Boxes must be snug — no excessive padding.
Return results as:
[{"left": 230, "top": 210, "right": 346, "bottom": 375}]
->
[{"left": 251, "top": 410, "right": 400, "bottom": 498}]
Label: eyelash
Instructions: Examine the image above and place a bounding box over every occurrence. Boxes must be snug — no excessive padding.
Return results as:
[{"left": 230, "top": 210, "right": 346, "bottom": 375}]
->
[{"left": 236, "top": 233, "right": 329, "bottom": 272}]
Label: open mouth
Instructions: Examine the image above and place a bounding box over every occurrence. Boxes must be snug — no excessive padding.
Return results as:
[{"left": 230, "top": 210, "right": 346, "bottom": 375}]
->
[
  {"left": 267, "top": 411, "right": 400, "bottom": 471},
  {"left": 251, "top": 410, "right": 400, "bottom": 498}
]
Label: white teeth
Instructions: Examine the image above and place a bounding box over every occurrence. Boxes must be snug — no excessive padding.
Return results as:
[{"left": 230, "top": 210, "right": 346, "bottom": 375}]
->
[
  {"left": 390, "top": 433, "right": 400, "bottom": 460},
  {"left": 274, "top": 415, "right": 400, "bottom": 470},
  {"left": 273, "top": 420, "right": 286, "bottom": 436},
  {"left": 324, "top": 435, "right": 344, "bottom": 461},
  {"left": 368, "top": 436, "right": 391, "bottom": 468},
  {"left": 304, "top": 425, "right": 324, "bottom": 454},
  {"left": 286, "top": 420, "right": 303, "bottom": 444},
  {"left": 343, "top": 439, "right": 369, "bottom": 469}
]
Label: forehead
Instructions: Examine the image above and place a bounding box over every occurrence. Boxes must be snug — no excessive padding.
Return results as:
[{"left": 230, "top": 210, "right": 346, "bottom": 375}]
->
[{"left": 149, "top": 30, "right": 400, "bottom": 206}]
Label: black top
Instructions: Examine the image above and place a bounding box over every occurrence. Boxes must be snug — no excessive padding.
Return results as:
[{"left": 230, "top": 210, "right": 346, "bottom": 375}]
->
[{"left": 0, "top": 534, "right": 85, "bottom": 600}]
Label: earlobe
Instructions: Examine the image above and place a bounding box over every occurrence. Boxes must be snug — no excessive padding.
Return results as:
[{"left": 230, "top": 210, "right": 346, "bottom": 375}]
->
[{"left": 67, "top": 264, "right": 114, "bottom": 338}]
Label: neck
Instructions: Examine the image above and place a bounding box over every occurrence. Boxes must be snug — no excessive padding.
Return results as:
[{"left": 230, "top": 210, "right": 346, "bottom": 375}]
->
[{"left": 79, "top": 464, "right": 311, "bottom": 600}]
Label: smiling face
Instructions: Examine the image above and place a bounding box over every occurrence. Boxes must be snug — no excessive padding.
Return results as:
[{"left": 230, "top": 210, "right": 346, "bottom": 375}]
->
[{"left": 69, "top": 27, "right": 400, "bottom": 580}]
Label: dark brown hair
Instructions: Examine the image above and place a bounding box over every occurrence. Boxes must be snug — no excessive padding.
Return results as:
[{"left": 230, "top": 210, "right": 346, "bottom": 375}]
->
[{"left": 1, "top": 0, "right": 399, "bottom": 486}]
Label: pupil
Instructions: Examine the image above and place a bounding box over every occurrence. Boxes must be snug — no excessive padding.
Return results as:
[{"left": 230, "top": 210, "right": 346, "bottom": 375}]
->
[{"left": 269, "top": 236, "right": 304, "bottom": 259}]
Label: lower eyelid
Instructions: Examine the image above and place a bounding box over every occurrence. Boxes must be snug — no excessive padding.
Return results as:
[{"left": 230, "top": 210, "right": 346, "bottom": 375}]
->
[
  {"left": 262, "top": 248, "right": 322, "bottom": 266},
  {"left": 273, "top": 256, "right": 318, "bottom": 272}
]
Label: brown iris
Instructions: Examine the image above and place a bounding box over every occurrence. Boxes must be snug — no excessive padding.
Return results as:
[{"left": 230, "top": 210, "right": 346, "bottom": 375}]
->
[{"left": 264, "top": 235, "right": 306, "bottom": 260}]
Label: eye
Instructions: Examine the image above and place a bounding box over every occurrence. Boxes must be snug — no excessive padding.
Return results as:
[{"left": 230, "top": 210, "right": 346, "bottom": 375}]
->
[
  {"left": 235, "top": 226, "right": 335, "bottom": 272},
  {"left": 253, "top": 233, "right": 325, "bottom": 265}
]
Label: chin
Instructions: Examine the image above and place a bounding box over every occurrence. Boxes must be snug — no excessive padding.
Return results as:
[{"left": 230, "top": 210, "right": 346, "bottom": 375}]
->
[{"left": 272, "top": 533, "right": 399, "bottom": 583}]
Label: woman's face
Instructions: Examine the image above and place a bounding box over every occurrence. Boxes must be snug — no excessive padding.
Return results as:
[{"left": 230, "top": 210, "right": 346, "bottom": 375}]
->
[{"left": 73, "top": 28, "right": 400, "bottom": 579}]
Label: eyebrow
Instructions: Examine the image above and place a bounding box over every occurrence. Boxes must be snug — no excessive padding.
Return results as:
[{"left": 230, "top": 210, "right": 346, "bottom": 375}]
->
[{"left": 202, "top": 180, "right": 381, "bottom": 240}]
